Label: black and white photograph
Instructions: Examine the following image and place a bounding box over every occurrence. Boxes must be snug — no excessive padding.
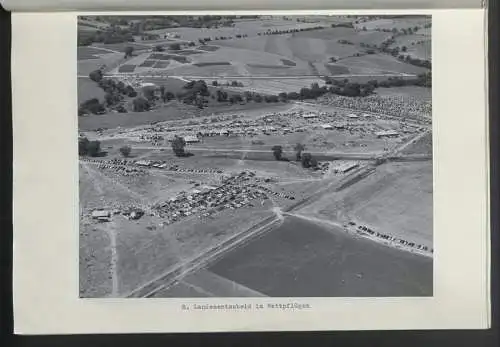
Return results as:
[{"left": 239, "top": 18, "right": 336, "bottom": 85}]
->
[{"left": 77, "top": 14, "right": 433, "bottom": 299}]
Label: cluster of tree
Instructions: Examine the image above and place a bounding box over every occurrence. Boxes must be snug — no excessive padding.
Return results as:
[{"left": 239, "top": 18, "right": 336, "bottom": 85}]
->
[
  {"left": 153, "top": 45, "right": 165, "bottom": 52},
  {"left": 124, "top": 46, "right": 134, "bottom": 58},
  {"left": 300, "top": 153, "right": 318, "bottom": 169},
  {"left": 291, "top": 81, "right": 374, "bottom": 100},
  {"left": 331, "top": 22, "right": 354, "bottom": 28},
  {"left": 78, "top": 98, "right": 106, "bottom": 116},
  {"left": 211, "top": 80, "right": 244, "bottom": 87},
  {"left": 132, "top": 97, "right": 151, "bottom": 112},
  {"left": 271, "top": 143, "right": 318, "bottom": 168},
  {"left": 396, "top": 54, "right": 431, "bottom": 69},
  {"left": 169, "top": 43, "right": 181, "bottom": 50},
  {"left": 119, "top": 145, "right": 131, "bottom": 157},
  {"left": 258, "top": 25, "right": 326, "bottom": 36},
  {"left": 171, "top": 135, "right": 187, "bottom": 156},
  {"left": 78, "top": 26, "right": 135, "bottom": 46},
  {"left": 138, "top": 33, "right": 160, "bottom": 41},
  {"left": 78, "top": 137, "right": 102, "bottom": 157},
  {"left": 375, "top": 25, "right": 421, "bottom": 35}
]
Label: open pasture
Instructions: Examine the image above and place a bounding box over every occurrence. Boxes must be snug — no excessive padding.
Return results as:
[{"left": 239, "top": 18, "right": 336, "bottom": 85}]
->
[
  {"left": 407, "top": 40, "right": 431, "bottom": 60},
  {"left": 224, "top": 77, "right": 324, "bottom": 94},
  {"left": 78, "top": 46, "right": 116, "bottom": 60},
  {"left": 78, "top": 52, "right": 125, "bottom": 76},
  {"left": 93, "top": 41, "right": 152, "bottom": 52},
  {"left": 208, "top": 215, "right": 432, "bottom": 297},
  {"left": 338, "top": 53, "right": 428, "bottom": 75},
  {"left": 375, "top": 86, "right": 432, "bottom": 101},
  {"left": 78, "top": 77, "right": 105, "bottom": 103},
  {"left": 78, "top": 105, "right": 195, "bottom": 131}
]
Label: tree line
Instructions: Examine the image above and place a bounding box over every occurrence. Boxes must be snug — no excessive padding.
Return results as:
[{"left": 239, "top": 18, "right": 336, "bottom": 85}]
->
[
  {"left": 271, "top": 143, "right": 318, "bottom": 169},
  {"left": 79, "top": 70, "right": 431, "bottom": 116},
  {"left": 79, "top": 69, "right": 139, "bottom": 116}
]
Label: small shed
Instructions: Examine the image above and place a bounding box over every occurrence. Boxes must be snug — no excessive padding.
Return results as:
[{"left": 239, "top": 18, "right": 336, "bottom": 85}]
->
[{"left": 91, "top": 210, "right": 111, "bottom": 219}]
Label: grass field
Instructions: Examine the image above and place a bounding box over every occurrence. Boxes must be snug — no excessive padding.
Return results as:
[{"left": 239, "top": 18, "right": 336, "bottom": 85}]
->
[
  {"left": 401, "top": 132, "right": 432, "bottom": 155},
  {"left": 79, "top": 100, "right": 288, "bottom": 131},
  {"left": 93, "top": 42, "right": 152, "bottom": 52},
  {"left": 77, "top": 52, "right": 125, "bottom": 76},
  {"left": 208, "top": 215, "right": 432, "bottom": 297},
  {"left": 78, "top": 77, "right": 105, "bottom": 103},
  {"left": 375, "top": 86, "right": 432, "bottom": 101},
  {"left": 79, "top": 105, "right": 197, "bottom": 130},
  {"left": 297, "top": 161, "right": 433, "bottom": 248},
  {"left": 78, "top": 46, "right": 116, "bottom": 60}
]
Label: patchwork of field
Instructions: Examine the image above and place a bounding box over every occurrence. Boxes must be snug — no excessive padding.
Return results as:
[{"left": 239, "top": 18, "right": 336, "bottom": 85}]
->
[{"left": 79, "top": 15, "right": 433, "bottom": 298}]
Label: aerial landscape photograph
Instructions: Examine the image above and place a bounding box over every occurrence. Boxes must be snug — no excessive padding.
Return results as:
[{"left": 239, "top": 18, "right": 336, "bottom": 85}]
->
[{"left": 77, "top": 14, "right": 433, "bottom": 298}]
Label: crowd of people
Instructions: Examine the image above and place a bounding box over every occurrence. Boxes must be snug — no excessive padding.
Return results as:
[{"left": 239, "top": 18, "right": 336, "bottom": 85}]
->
[{"left": 318, "top": 94, "right": 432, "bottom": 120}]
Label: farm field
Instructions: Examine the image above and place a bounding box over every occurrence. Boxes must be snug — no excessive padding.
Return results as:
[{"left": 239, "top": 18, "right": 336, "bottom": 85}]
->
[
  {"left": 205, "top": 216, "right": 432, "bottom": 297},
  {"left": 78, "top": 77, "right": 105, "bottom": 103},
  {"left": 77, "top": 52, "right": 125, "bottom": 75}
]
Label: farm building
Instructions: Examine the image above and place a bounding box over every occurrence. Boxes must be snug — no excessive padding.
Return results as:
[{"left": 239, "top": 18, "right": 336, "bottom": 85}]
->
[
  {"left": 302, "top": 113, "right": 319, "bottom": 119},
  {"left": 375, "top": 130, "right": 399, "bottom": 138},
  {"left": 91, "top": 210, "right": 111, "bottom": 219},
  {"left": 347, "top": 114, "right": 359, "bottom": 119},
  {"left": 320, "top": 124, "right": 333, "bottom": 130},
  {"left": 183, "top": 135, "right": 200, "bottom": 143},
  {"left": 331, "top": 161, "right": 359, "bottom": 174}
]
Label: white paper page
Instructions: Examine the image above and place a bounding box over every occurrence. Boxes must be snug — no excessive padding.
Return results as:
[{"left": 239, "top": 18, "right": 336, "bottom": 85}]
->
[{"left": 12, "top": 9, "right": 489, "bottom": 334}]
